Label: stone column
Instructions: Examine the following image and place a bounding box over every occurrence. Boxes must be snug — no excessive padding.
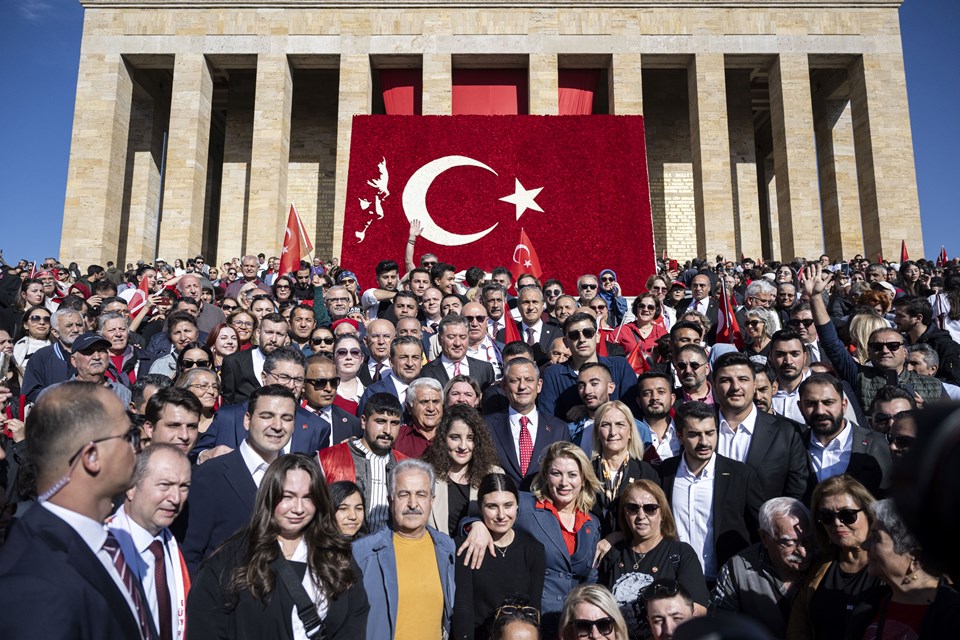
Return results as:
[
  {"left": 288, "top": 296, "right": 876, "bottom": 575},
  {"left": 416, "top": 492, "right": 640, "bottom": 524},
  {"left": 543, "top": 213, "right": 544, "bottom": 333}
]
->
[
  {"left": 769, "top": 54, "right": 823, "bottom": 260},
  {"left": 122, "top": 93, "right": 166, "bottom": 265},
  {"left": 726, "top": 69, "right": 762, "bottom": 260},
  {"left": 849, "top": 53, "right": 923, "bottom": 259},
  {"left": 815, "top": 97, "right": 863, "bottom": 259},
  {"left": 422, "top": 54, "right": 451, "bottom": 115},
  {"left": 246, "top": 55, "right": 294, "bottom": 257},
  {"left": 60, "top": 54, "right": 133, "bottom": 266},
  {"left": 529, "top": 54, "right": 558, "bottom": 115},
  {"left": 157, "top": 54, "right": 213, "bottom": 260},
  {"left": 609, "top": 54, "right": 643, "bottom": 115},
  {"left": 217, "top": 74, "right": 256, "bottom": 263},
  {"left": 332, "top": 55, "right": 372, "bottom": 257},
  {"left": 688, "top": 54, "right": 736, "bottom": 259}
]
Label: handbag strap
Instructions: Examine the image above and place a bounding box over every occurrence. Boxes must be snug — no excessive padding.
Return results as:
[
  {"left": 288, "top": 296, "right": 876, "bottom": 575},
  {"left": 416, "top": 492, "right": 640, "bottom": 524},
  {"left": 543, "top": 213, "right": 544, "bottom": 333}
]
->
[{"left": 270, "top": 556, "right": 326, "bottom": 640}]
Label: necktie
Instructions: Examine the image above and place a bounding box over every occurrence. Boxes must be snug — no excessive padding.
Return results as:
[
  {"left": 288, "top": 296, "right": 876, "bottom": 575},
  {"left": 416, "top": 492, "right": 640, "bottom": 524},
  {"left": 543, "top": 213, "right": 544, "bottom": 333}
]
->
[
  {"left": 148, "top": 540, "right": 173, "bottom": 640},
  {"left": 453, "top": 360, "right": 461, "bottom": 376},
  {"left": 373, "top": 362, "right": 383, "bottom": 382},
  {"left": 102, "top": 532, "right": 153, "bottom": 640},
  {"left": 519, "top": 416, "right": 533, "bottom": 477},
  {"left": 526, "top": 327, "right": 536, "bottom": 346}
]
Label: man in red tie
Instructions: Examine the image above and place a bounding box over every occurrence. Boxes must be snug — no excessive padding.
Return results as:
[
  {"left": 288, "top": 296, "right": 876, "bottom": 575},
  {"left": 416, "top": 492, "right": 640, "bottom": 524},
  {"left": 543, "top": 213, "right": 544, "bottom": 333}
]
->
[{"left": 483, "top": 357, "right": 571, "bottom": 490}]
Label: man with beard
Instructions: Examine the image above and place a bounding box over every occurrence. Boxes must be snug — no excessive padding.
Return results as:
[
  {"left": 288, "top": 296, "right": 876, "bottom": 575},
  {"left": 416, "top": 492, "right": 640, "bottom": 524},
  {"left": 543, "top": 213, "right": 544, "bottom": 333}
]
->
[
  {"left": 482, "top": 283, "right": 509, "bottom": 340},
  {"left": 673, "top": 343, "right": 712, "bottom": 409},
  {"left": 394, "top": 378, "right": 444, "bottom": 458},
  {"left": 220, "top": 312, "right": 289, "bottom": 404},
  {"left": 710, "top": 497, "right": 813, "bottom": 638},
  {"left": 751, "top": 363, "right": 777, "bottom": 414},
  {"left": 568, "top": 362, "right": 652, "bottom": 458},
  {"left": 798, "top": 373, "right": 892, "bottom": 497},
  {"left": 301, "top": 354, "right": 362, "bottom": 447},
  {"left": 319, "top": 393, "right": 407, "bottom": 532},
  {"left": 637, "top": 371, "right": 681, "bottom": 464}
]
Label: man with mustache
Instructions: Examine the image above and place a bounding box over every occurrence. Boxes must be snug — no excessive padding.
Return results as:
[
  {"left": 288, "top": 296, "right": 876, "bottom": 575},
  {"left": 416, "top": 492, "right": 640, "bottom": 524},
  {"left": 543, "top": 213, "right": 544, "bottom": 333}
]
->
[
  {"left": 636, "top": 371, "right": 681, "bottom": 464},
  {"left": 798, "top": 373, "right": 892, "bottom": 498},
  {"left": 319, "top": 393, "right": 407, "bottom": 532},
  {"left": 38, "top": 332, "right": 132, "bottom": 407},
  {"left": 711, "top": 497, "right": 813, "bottom": 638},
  {"left": 353, "top": 458, "right": 456, "bottom": 640}
]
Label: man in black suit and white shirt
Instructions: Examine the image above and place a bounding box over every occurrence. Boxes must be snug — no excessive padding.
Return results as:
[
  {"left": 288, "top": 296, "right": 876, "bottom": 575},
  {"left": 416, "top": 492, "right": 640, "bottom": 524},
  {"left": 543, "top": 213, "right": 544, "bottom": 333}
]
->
[
  {"left": 675, "top": 273, "right": 718, "bottom": 343},
  {"left": 657, "top": 401, "right": 759, "bottom": 582},
  {"left": 220, "top": 312, "right": 289, "bottom": 404},
  {"left": 497, "top": 285, "right": 562, "bottom": 364},
  {"left": 300, "top": 354, "right": 362, "bottom": 446},
  {"left": 357, "top": 336, "right": 424, "bottom": 417},
  {"left": 357, "top": 318, "right": 395, "bottom": 386},
  {"left": 485, "top": 357, "right": 571, "bottom": 489},
  {"left": 420, "top": 313, "right": 495, "bottom": 391},
  {"left": 0, "top": 383, "right": 152, "bottom": 639}
]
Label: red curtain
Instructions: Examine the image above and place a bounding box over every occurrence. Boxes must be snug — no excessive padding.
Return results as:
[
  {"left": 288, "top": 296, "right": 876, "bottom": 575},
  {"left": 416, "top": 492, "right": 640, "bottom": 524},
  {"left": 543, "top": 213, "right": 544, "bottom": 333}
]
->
[
  {"left": 380, "top": 69, "right": 422, "bottom": 115},
  {"left": 558, "top": 69, "right": 599, "bottom": 115},
  {"left": 452, "top": 69, "right": 528, "bottom": 115}
]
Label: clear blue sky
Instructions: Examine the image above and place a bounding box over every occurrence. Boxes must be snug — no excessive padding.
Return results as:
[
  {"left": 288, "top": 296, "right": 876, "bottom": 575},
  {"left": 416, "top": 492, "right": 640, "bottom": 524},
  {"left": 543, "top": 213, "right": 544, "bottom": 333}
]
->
[{"left": 0, "top": 0, "right": 956, "bottom": 265}]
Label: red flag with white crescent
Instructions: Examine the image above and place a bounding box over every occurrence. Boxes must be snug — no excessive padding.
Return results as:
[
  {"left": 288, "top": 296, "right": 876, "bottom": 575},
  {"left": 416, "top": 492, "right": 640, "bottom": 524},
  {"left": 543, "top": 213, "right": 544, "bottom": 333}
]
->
[
  {"left": 128, "top": 275, "right": 152, "bottom": 320},
  {"left": 627, "top": 342, "right": 651, "bottom": 375},
  {"left": 279, "top": 204, "right": 311, "bottom": 276},
  {"left": 938, "top": 246, "right": 948, "bottom": 267},
  {"left": 715, "top": 278, "right": 744, "bottom": 350},
  {"left": 510, "top": 228, "right": 543, "bottom": 282}
]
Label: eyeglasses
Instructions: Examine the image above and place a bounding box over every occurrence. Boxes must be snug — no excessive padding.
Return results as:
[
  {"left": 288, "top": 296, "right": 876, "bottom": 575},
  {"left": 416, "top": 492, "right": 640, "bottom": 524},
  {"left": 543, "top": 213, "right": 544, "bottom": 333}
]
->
[
  {"left": 872, "top": 410, "right": 912, "bottom": 425},
  {"left": 675, "top": 361, "right": 705, "bottom": 371},
  {"left": 28, "top": 315, "right": 51, "bottom": 323},
  {"left": 311, "top": 336, "right": 335, "bottom": 345},
  {"left": 494, "top": 604, "right": 540, "bottom": 623},
  {"left": 868, "top": 341, "right": 903, "bottom": 353},
  {"left": 600, "top": 276, "right": 615, "bottom": 282},
  {"left": 578, "top": 283, "right": 598, "bottom": 290},
  {"left": 640, "top": 580, "right": 680, "bottom": 601},
  {"left": 545, "top": 288, "right": 562, "bottom": 296},
  {"left": 181, "top": 359, "right": 210, "bottom": 368},
  {"left": 773, "top": 537, "right": 810, "bottom": 551},
  {"left": 816, "top": 508, "right": 862, "bottom": 526},
  {"left": 188, "top": 382, "right": 221, "bottom": 393},
  {"left": 885, "top": 433, "right": 915, "bottom": 449},
  {"left": 571, "top": 617, "right": 615, "bottom": 638},
  {"left": 336, "top": 348, "right": 363, "bottom": 358},
  {"left": 232, "top": 320, "right": 254, "bottom": 328},
  {"left": 268, "top": 372, "right": 305, "bottom": 386},
  {"left": 305, "top": 376, "right": 340, "bottom": 389},
  {"left": 745, "top": 320, "right": 765, "bottom": 328},
  {"left": 67, "top": 424, "right": 141, "bottom": 465},
  {"left": 222, "top": 305, "right": 238, "bottom": 312},
  {"left": 789, "top": 319, "right": 815, "bottom": 328},
  {"left": 327, "top": 297, "right": 350, "bottom": 304},
  {"left": 463, "top": 315, "right": 487, "bottom": 323},
  {"left": 624, "top": 502, "right": 660, "bottom": 516},
  {"left": 566, "top": 328, "right": 597, "bottom": 342}
]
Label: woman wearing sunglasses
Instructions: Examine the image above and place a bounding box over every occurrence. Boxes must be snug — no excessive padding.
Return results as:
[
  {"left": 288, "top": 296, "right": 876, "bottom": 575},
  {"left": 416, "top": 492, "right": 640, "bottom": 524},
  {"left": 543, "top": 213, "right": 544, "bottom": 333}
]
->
[
  {"left": 613, "top": 294, "right": 666, "bottom": 369},
  {"left": 271, "top": 275, "right": 296, "bottom": 306},
  {"left": 13, "top": 304, "right": 53, "bottom": 372},
  {"left": 599, "top": 480, "right": 708, "bottom": 639},
  {"left": 742, "top": 307, "right": 776, "bottom": 365},
  {"left": 332, "top": 334, "right": 365, "bottom": 415},
  {"left": 559, "top": 584, "right": 628, "bottom": 640},
  {"left": 174, "top": 342, "right": 215, "bottom": 380},
  {"left": 788, "top": 474, "right": 883, "bottom": 639},
  {"left": 306, "top": 327, "right": 336, "bottom": 358},
  {"left": 452, "top": 473, "right": 545, "bottom": 640}
]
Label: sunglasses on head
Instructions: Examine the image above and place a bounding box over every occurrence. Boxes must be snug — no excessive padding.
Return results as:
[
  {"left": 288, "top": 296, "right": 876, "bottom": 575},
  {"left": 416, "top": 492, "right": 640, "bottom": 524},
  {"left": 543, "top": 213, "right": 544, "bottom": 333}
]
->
[
  {"left": 570, "top": 617, "right": 615, "bottom": 638},
  {"left": 566, "top": 327, "right": 597, "bottom": 341},
  {"left": 640, "top": 580, "right": 680, "bottom": 601},
  {"left": 789, "top": 318, "right": 814, "bottom": 328},
  {"left": 868, "top": 341, "right": 903, "bottom": 353},
  {"left": 885, "top": 433, "right": 915, "bottom": 449},
  {"left": 305, "top": 376, "right": 340, "bottom": 389},
  {"left": 312, "top": 336, "right": 335, "bottom": 345},
  {"left": 579, "top": 283, "right": 598, "bottom": 290},
  {"left": 624, "top": 502, "right": 660, "bottom": 516},
  {"left": 817, "top": 508, "right": 862, "bottom": 526},
  {"left": 495, "top": 604, "right": 540, "bottom": 623}
]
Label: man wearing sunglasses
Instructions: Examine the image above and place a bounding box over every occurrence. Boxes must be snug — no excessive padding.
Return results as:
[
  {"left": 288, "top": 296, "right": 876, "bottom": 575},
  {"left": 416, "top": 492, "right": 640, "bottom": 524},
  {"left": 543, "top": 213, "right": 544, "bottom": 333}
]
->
[
  {"left": 301, "top": 354, "right": 362, "bottom": 447},
  {"left": 575, "top": 274, "right": 600, "bottom": 307},
  {"left": 0, "top": 383, "right": 145, "bottom": 639},
  {"left": 787, "top": 304, "right": 823, "bottom": 364}
]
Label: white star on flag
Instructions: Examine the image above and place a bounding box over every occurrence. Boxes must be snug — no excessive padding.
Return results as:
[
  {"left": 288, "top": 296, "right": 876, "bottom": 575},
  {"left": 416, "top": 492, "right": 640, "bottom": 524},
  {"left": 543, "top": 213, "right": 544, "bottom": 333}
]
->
[{"left": 499, "top": 178, "right": 544, "bottom": 220}]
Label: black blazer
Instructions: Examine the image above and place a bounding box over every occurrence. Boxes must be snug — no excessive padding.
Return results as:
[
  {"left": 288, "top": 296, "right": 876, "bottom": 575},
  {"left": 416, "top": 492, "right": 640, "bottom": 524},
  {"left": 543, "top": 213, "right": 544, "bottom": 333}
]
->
[
  {"left": 740, "top": 411, "right": 810, "bottom": 506},
  {"left": 220, "top": 349, "right": 261, "bottom": 405},
  {"left": 802, "top": 422, "right": 894, "bottom": 499},
  {"left": 497, "top": 322, "right": 563, "bottom": 361},
  {"left": 330, "top": 405, "right": 363, "bottom": 444},
  {"left": 181, "top": 448, "right": 257, "bottom": 575},
  {"left": 484, "top": 410, "right": 571, "bottom": 490},
  {"left": 676, "top": 298, "right": 719, "bottom": 342},
  {"left": 191, "top": 402, "right": 329, "bottom": 458},
  {"left": 187, "top": 536, "right": 369, "bottom": 640},
  {"left": 658, "top": 454, "right": 758, "bottom": 572},
  {"left": 421, "top": 356, "right": 495, "bottom": 391},
  {"left": 357, "top": 357, "right": 391, "bottom": 387},
  {"left": 0, "top": 504, "right": 152, "bottom": 639}
]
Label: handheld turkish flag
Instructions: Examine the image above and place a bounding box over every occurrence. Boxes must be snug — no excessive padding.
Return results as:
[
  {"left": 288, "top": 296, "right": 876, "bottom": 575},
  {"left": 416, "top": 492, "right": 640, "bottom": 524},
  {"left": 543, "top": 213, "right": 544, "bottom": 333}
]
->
[
  {"left": 279, "top": 204, "right": 313, "bottom": 276},
  {"left": 502, "top": 314, "right": 521, "bottom": 344},
  {"left": 340, "top": 116, "right": 655, "bottom": 291},
  {"left": 715, "top": 278, "right": 744, "bottom": 350},
  {"left": 938, "top": 246, "right": 948, "bottom": 267},
  {"left": 510, "top": 228, "right": 543, "bottom": 283},
  {"left": 128, "top": 275, "right": 152, "bottom": 320},
  {"left": 626, "top": 342, "right": 651, "bottom": 375},
  {"left": 900, "top": 240, "right": 909, "bottom": 264}
]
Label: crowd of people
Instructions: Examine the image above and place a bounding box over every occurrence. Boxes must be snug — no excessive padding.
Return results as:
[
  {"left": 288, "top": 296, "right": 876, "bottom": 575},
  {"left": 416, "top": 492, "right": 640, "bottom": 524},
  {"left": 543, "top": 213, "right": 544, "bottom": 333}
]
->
[{"left": 0, "top": 239, "right": 959, "bottom": 640}]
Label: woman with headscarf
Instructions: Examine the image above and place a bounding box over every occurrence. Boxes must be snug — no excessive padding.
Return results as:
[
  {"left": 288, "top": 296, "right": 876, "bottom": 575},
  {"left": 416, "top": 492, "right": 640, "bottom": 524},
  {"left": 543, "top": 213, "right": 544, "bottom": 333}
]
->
[{"left": 598, "top": 269, "right": 628, "bottom": 327}]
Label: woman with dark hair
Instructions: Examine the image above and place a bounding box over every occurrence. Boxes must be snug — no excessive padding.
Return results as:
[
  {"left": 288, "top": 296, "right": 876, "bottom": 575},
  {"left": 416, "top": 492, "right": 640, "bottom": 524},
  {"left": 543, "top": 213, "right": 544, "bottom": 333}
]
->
[
  {"left": 227, "top": 309, "right": 257, "bottom": 351},
  {"left": 206, "top": 323, "right": 239, "bottom": 372},
  {"left": 272, "top": 275, "right": 296, "bottom": 306},
  {"left": 332, "top": 334, "right": 365, "bottom": 415},
  {"left": 187, "top": 454, "right": 369, "bottom": 639},
  {"left": 11, "top": 278, "right": 46, "bottom": 337},
  {"left": 452, "top": 473, "right": 546, "bottom": 640},
  {"left": 13, "top": 304, "right": 52, "bottom": 372},
  {"left": 443, "top": 374, "right": 482, "bottom": 409},
  {"left": 329, "top": 480, "right": 366, "bottom": 539},
  {"left": 175, "top": 342, "right": 215, "bottom": 380},
  {"left": 613, "top": 293, "right": 667, "bottom": 358},
  {"left": 898, "top": 260, "right": 927, "bottom": 298},
  {"left": 422, "top": 403, "right": 502, "bottom": 535}
]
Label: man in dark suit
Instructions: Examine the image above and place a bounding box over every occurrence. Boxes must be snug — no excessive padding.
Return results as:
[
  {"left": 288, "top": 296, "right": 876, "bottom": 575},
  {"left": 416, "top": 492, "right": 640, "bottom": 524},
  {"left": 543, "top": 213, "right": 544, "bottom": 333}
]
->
[
  {"left": 302, "top": 353, "right": 362, "bottom": 445},
  {"left": 497, "top": 285, "right": 562, "bottom": 364},
  {"left": 220, "top": 312, "right": 289, "bottom": 404},
  {"left": 193, "top": 346, "right": 327, "bottom": 463},
  {"left": 657, "top": 401, "right": 760, "bottom": 583},
  {"left": 0, "top": 383, "right": 153, "bottom": 639},
  {"left": 357, "top": 336, "right": 424, "bottom": 417},
  {"left": 798, "top": 373, "right": 893, "bottom": 498},
  {"left": 420, "top": 313, "right": 495, "bottom": 390},
  {"left": 711, "top": 352, "right": 809, "bottom": 509},
  {"left": 675, "top": 273, "right": 719, "bottom": 343},
  {"left": 181, "top": 384, "right": 299, "bottom": 574},
  {"left": 485, "top": 357, "right": 571, "bottom": 489},
  {"left": 356, "top": 318, "right": 395, "bottom": 386}
]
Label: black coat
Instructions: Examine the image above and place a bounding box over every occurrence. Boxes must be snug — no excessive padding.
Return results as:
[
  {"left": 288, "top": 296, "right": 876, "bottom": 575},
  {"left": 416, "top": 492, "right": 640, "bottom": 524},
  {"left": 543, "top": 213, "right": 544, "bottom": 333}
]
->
[
  {"left": 739, "top": 411, "right": 810, "bottom": 510},
  {"left": 589, "top": 456, "right": 661, "bottom": 536},
  {"left": 802, "top": 422, "right": 894, "bottom": 500},
  {"left": 420, "top": 355, "right": 496, "bottom": 391},
  {"left": 220, "top": 349, "right": 261, "bottom": 405},
  {"left": 484, "top": 410, "right": 571, "bottom": 490}
]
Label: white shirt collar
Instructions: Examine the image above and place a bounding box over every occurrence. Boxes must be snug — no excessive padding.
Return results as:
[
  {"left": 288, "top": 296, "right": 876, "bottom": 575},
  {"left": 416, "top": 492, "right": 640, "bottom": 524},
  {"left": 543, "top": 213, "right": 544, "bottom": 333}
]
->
[
  {"left": 116, "top": 504, "right": 165, "bottom": 553},
  {"left": 522, "top": 320, "right": 543, "bottom": 332},
  {"left": 240, "top": 439, "right": 272, "bottom": 478},
  {"left": 810, "top": 420, "right": 853, "bottom": 452},
  {"left": 719, "top": 404, "right": 758, "bottom": 435},
  {"left": 42, "top": 501, "right": 108, "bottom": 552},
  {"left": 678, "top": 452, "right": 717, "bottom": 480}
]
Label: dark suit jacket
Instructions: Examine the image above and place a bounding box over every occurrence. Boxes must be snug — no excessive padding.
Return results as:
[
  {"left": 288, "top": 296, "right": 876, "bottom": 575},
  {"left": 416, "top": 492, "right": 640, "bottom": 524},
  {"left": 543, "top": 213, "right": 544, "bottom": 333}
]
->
[
  {"left": 802, "top": 422, "right": 894, "bottom": 499},
  {"left": 740, "top": 411, "right": 810, "bottom": 506},
  {"left": 181, "top": 448, "right": 257, "bottom": 575},
  {"left": 0, "top": 505, "right": 150, "bottom": 639},
  {"left": 658, "top": 454, "right": 759, "bottom": 572},
  {"left": 420, "top": 355, "right": 495, "bottom": 391},
  {"left": 329, "top": 405, "right": 363, "bottom": 444},
  {"left": 192, "top": 402, "right": 328, "bottom": 457},
  {"left": 484, "top": 410, "right": 572, "bottom": 490},
  {"left": 220, "top": 349, "right": 260, "bottom": 405},
  {"left": 357, "top": 357, "right": 391, "bottom": 387},
  {"left": 357, "top": 377, "right": 402, "bottom": 418},
  {"left": 497, "top": 322, "right": 563, "bottom": 362}
]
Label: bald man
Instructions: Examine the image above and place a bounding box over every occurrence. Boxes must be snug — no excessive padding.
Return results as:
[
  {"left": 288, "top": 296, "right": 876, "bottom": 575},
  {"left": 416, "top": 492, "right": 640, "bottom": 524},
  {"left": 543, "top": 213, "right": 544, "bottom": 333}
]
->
[{"left": 179, "top": 273, "right": 225, "bottom": 334}]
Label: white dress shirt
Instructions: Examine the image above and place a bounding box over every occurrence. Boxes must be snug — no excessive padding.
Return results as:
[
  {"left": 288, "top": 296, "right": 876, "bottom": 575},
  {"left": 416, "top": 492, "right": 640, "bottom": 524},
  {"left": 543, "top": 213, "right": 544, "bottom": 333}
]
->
[
  {"left": 488, "top": 318, "right": 504, "bottom": 339},
  {"left": 644, "top": 420, "right": 682, "bottom": 460},
  {"left": 508, "top": 406, "right": 540, "bottom": 464},
  {"left": 240, "top": 439, "right": 272, "bottom": 487},
  {"left": 672, "top": 453, "right": 718, "bottom": 579},
  {"left": 440, "top": 354, "right": 470, "bottom": 379},
  {"left": 808, "top": 420, "right": 854, "bottom": 482},
  {"left": 367, "top": 358, "right": 392, "bottom": 381},
  {"left": 695, "top": 298, "right": 711, "bottom": 315},
  {"left": 717, "top": 405, "right": 758, "bottom": 463},
  {"left": 466, "top": 336, "right": 503, "bottom": 380},
  {"left": 287, "top": 538, "right": 329, "bottom": 640},
  {"left": 521, "top": 320, "right": 543, "bottom": 345},
  {"left": 252, "top": 347, "right": 266, "bottom": 386},
  {"left": 386, "top": 373, "right": 410, "bottom": 406}
]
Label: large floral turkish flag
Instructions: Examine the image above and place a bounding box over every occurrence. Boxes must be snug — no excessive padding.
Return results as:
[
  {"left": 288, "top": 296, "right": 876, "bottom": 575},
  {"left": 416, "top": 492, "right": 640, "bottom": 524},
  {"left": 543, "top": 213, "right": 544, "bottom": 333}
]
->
[{"left": 340, "top": 115, "right": 655, "bottom": 292}]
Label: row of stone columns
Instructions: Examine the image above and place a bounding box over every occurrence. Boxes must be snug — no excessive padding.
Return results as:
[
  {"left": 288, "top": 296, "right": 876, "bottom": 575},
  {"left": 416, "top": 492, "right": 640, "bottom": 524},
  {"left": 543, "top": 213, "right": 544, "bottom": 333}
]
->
[{"left": 60, "top": 50, "right": 922, "bottom": 268}]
